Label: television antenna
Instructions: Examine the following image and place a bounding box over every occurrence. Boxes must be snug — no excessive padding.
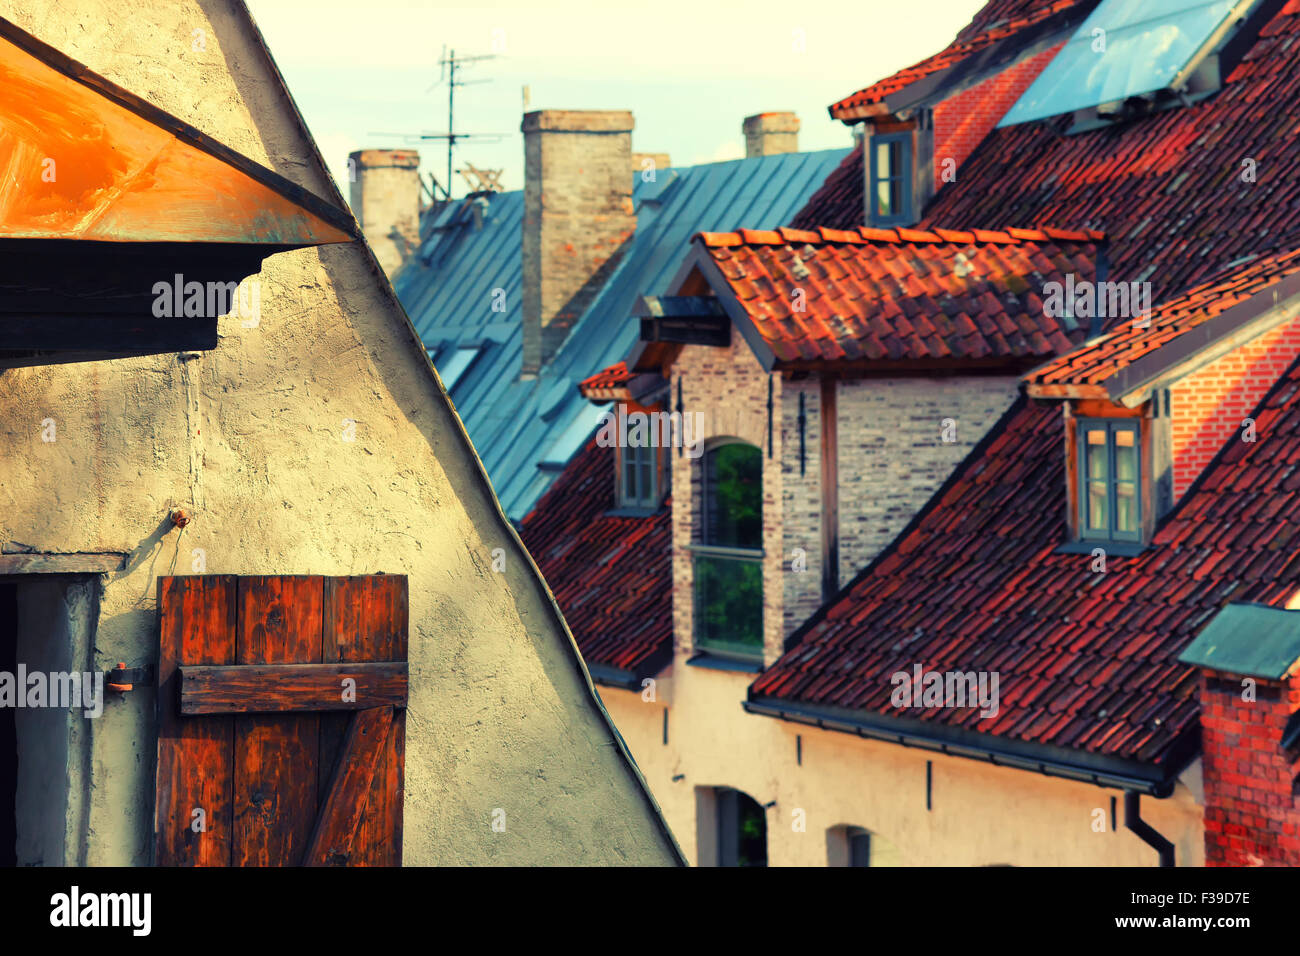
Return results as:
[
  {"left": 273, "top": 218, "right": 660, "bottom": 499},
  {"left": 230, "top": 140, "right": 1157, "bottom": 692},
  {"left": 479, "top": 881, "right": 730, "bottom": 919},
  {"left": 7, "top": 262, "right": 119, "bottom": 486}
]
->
[{"left": 368, "top": 46, "right": 503, "bottom": 202}]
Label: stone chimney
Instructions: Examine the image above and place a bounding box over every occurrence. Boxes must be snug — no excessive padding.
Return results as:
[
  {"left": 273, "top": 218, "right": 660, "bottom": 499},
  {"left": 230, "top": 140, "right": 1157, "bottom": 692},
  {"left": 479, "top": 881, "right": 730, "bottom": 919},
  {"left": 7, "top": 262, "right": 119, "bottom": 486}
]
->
[
  {"left": 743, "top": 112, "right": 799, "bottom": 157},
  {"left": 521, "top": 110, "right": 635, "bottom": 377},
  {"left": 348, "top": 149, "right": 421, "bottom": 277}
]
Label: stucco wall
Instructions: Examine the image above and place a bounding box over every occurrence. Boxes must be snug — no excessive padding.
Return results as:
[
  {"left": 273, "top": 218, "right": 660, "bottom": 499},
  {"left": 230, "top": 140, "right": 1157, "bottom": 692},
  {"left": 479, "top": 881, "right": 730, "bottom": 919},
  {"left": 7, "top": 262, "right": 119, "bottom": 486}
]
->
[
  {"left": 606, "top": 663, "right": 1205, "bottom": 866},
  {"left": 0, "top": 0, "right": 679, "bottom": 866}
]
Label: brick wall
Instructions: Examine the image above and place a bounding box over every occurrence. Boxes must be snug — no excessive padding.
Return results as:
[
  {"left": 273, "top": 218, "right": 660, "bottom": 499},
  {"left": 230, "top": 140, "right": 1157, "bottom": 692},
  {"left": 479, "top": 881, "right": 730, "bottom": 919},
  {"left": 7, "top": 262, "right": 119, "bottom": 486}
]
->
[
  {"left": 1171, "top": 313, "right": 1300, "bottom": 498},
  {"left": 1200, "top": 671, "right": 1300, "bottom": 865},
  {"left": 831, "top": 376, "right": 1020, "bottom": 588},
  {"left": 672, "top": 335, "right": 786, "bottom": 665},
  {"left": 931, "top": 44, "right": 1061, "bottom": 191},
  {"left": 777, "top": 374, "right": 1021, "bottom": 638},
  {"left": 781, "top": 378, "right": 824, "bottom": 634}
]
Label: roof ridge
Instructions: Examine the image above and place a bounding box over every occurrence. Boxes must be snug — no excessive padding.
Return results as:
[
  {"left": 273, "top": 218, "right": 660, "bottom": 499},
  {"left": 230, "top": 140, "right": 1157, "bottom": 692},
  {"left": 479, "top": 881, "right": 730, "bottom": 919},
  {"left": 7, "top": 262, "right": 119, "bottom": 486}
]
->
[{"left": 694, "top": 224, "right": 1103, "bottom": 248}]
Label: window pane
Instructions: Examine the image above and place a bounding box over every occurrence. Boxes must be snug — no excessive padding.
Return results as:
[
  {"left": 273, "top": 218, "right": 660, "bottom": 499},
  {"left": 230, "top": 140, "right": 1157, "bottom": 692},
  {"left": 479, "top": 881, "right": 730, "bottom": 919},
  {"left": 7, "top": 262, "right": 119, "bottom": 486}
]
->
[
  {"left": 639, "top": 459, "right": 653, "bottom": 505},
  {"left": 704, "top": 443, "right": 762, "bottom": 549},
  {"left": 876, "top": 180, "right": 893, "bottom": 217},
  {"left": 1085, "top": 429, "right": 1108, "bottom": 479},
  {"left": 1115, "top": 482, "right": 1138, "bottom": 533},
  {"left": 875, "top": 141, "right": 893, "bottom": 180},
  {"left": 1087, "top": 481, "right": 1109, "bottom": 531},
  {"left": 623, "top": 454, "right": 637, "bottom": 502},
  {"left": 695, "top": 555, "right": 763, "bottom": 653},
  {"left": 1114, "top": 429, "right": 1138, "bottom": 482}
]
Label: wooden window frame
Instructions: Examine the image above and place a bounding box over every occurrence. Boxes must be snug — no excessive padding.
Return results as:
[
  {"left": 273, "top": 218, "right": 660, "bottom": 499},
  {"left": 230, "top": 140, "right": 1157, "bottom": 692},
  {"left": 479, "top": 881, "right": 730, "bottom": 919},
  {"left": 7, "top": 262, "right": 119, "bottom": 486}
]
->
[
  {"left": 869, "top": 132, "right": 913, "bottom": 226},
  {"left": 617, "top": 440, "right": 660, "bottom": 511},
  {"left": 1075, "top": 417, "right": 1143, "bottom": 545}
]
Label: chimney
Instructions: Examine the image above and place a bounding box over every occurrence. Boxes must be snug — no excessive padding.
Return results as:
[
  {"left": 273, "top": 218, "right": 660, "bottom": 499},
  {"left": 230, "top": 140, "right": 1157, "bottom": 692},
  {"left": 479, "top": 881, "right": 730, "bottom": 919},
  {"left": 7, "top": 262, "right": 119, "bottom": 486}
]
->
[
  {"left": 632, "top": 152, "right": 671, "bottom": 180},
  {"left": 348, "top": 149, "right": 421, "bottom": 277},
  {"left": 521, "top": 110, "right": 635, "bottom": 377},
  {"left": 743, "top": 112, "right": 799, "bottom": 157},
  {"left": 1180, "top": 603, "right": 1300, "bottom": 866}
]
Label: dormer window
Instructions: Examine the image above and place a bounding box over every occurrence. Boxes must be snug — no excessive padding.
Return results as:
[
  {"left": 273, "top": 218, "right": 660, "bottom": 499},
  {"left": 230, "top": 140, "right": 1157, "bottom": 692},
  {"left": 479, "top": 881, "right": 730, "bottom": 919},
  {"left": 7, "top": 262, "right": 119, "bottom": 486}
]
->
[
  {"left": 618, "top": 441, "right": 661, "bottom": 510},
  {"left": 1077, "top": 419, "right": 1141, "bottom": 544},
  {"left": 869, "top": 132, "right": 913, "bottom": 226}
]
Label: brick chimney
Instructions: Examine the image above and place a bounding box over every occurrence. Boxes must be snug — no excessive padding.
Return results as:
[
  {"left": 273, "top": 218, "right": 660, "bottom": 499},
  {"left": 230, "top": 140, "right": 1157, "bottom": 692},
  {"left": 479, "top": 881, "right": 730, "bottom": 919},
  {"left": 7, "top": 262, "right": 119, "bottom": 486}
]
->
[
  {"left": 521, "top": 110, "right": 636, "bottom": 377},
  {"left": 1180, "top": 603, "right": 1300, "bottom": 865},
  {"left": 348, "top": 149, "right": 421, "bottom": 277},
  {"left": 743, "top": 112, "right": 799, "bottom": 157}
]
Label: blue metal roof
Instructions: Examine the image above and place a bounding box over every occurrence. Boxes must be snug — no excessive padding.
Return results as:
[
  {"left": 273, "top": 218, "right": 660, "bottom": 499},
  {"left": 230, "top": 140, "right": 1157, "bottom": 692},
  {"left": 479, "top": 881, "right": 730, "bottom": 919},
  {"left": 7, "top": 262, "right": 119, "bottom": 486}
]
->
[{"left": 393, "top": 147, "right": 850, "bottom": 521}]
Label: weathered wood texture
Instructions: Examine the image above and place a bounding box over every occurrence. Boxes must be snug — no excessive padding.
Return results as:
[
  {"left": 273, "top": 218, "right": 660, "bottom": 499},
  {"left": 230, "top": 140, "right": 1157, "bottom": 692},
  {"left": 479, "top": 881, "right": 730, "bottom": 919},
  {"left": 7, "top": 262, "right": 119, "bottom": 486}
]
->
[
  {"left": 180, "top": 662, "right": 408, "bottom": 714},
  {"left": 304, "top": 706, "right": 393, "bottom": 866},
  {"left": 154, "top": 574, "right": 408, "bottom": 866},
  {"left": 0, "top": 552, "right": 125, "bottom": 574},
  {"left": 155, "top": 575, "right": 237, "bottom": 866}
]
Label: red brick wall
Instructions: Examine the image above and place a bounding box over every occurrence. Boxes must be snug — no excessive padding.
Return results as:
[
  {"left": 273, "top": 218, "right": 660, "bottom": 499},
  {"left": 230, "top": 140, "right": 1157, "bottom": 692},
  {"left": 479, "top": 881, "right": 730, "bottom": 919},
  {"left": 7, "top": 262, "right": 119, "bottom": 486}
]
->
[
  {"left": 1171, "top": 314, "right": 1300, "bottom": 498},
  {"left": 931, "top": 44, "right": 1061, "bottom": 191},
  {"left": 1201, "top": 671, "right": 1300, "bottom": 866}
]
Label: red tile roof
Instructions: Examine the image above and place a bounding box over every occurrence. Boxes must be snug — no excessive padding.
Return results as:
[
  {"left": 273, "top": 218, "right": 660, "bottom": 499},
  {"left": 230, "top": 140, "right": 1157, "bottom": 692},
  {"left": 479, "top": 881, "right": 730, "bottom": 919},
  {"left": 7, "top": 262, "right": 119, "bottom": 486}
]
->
[
  {"left": 752, "top": 352, "right": 1300, "bottom": 770},
  {"left": 800, "top": 0, "right": 1300, "bottom": 311},
  {"left": 696, "top": 225, "right": 1101, "bottom": 367},
  {"left": 1025, "top": 248, "right": 1300, "bottom": 395},
  {"left": 828, "top": 0, "right": 1086, "bottom": 119},
  {"left": 520, "top": 434, "right": 672, "bottom": 683}
]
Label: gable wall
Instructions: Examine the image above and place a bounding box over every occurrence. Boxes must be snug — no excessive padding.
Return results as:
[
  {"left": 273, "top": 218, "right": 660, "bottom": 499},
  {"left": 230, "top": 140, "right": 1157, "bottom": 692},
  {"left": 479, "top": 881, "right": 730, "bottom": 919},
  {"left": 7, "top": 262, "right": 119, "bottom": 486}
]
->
[{"left": 0, "top": 0, "right": 679, "bottom": 866}]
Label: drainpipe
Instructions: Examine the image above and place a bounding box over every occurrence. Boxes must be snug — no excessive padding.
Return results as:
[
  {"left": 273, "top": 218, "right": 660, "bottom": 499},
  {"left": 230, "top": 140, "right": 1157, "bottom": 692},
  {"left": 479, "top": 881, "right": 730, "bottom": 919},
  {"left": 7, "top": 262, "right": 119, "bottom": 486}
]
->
[{"left": 1124, "top": 791, "right": 1174, "bottom": 867}]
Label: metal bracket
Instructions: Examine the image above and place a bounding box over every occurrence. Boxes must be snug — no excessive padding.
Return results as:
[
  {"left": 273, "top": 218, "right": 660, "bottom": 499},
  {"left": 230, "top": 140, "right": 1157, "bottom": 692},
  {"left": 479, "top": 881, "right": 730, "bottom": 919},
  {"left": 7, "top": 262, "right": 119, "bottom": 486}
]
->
[{"left": 105, "top": 663, "right": 151, "bottom": 692}]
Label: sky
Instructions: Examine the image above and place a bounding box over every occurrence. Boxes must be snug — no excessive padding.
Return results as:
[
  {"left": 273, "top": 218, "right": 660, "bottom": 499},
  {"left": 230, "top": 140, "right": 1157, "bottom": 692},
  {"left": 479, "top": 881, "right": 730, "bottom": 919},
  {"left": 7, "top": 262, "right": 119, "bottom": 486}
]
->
[{"left": 244, "top": 0, "right": 987, "bottom": 203}]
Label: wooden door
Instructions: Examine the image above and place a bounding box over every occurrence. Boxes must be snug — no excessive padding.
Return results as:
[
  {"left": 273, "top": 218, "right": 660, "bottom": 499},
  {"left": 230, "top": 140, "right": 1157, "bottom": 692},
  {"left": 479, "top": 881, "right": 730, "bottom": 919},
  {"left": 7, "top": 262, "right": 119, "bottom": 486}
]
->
[{"left": 153, "top": 574, "right": 408, "bottom": 866}]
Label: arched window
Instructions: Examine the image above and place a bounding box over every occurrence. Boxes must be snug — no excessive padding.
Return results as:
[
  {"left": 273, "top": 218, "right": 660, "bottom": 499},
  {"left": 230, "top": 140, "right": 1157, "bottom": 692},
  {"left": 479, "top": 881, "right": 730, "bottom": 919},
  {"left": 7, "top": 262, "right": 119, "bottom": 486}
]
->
[{"left": 693, "top": 440, "right": 763, "bottom": 659}]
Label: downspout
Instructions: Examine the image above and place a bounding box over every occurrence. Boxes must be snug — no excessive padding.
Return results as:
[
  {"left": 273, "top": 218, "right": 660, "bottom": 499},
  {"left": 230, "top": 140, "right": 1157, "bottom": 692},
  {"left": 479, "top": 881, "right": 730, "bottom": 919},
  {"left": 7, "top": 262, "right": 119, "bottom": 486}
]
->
[{"left": 1124, "top": 790, "right": 1175, "bottom": 867}]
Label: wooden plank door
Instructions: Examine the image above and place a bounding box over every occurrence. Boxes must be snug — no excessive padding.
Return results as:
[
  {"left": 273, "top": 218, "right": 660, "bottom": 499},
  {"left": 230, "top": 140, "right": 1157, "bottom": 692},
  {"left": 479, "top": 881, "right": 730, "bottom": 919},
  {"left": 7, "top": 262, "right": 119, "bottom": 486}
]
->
[{"left": 154, "top": 574, "right": 407, "bottom": 866}]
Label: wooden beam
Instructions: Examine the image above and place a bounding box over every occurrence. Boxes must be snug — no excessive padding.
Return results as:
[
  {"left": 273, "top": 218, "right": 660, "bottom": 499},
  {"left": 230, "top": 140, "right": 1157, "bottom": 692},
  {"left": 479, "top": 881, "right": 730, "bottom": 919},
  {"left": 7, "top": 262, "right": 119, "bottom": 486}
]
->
[
  {"left": 0, "top": 552, "right": 125, "bottom": 574},
  {"left": 180, "top": 662, "right": 408, "bottom": 714},
  {"left": 303, "top": 706, "right": 393, "bottom": 866}
]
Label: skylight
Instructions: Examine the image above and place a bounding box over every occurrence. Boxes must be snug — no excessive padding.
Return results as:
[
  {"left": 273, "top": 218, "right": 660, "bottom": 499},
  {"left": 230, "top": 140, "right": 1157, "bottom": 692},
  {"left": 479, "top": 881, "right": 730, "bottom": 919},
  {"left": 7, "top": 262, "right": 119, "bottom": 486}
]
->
[
  {"left": 539, "top": 402, "right": 611, "bottom": 470},
  {"left": 433, "top": 345, "right": 483, "bottom": 393},
  {"left": 999, "top": 0, "right": 1251, "bottom": 128}
]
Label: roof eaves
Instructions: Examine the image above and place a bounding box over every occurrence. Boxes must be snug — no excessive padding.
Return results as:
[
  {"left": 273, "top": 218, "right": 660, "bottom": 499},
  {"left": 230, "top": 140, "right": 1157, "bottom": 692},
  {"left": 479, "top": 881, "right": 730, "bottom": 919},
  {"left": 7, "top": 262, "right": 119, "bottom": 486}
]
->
[
  {"left": 1106, "top": 269, "right": 1300, "bottom": 407},
  {"left": 744, "top": 696, "right": 1192, "bottom": 795}
]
